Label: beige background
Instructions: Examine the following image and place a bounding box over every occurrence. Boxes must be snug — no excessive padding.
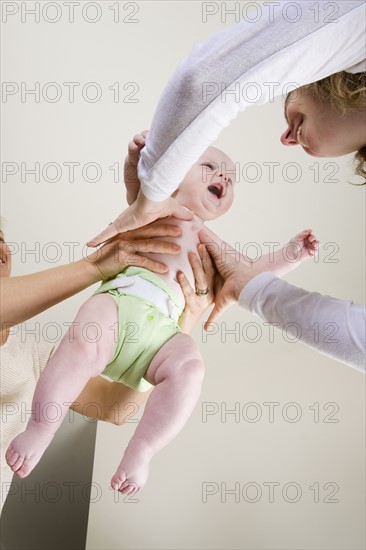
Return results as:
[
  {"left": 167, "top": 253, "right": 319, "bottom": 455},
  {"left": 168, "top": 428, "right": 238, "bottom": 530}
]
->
[{"left": 2, "top": 1, "right": 365, "bottom": 549}]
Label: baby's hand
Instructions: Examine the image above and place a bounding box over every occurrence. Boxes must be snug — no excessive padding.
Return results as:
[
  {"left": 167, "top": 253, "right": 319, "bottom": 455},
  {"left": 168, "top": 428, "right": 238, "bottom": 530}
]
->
[
  {"left": 254, "top": 228, "right": 319, "bottom": 278},
  {"left": 287, "top": 229, "right": 319, "bottom": 261},
  {"left": 124, "top": 130, "right": 149, "bottom": 204}
]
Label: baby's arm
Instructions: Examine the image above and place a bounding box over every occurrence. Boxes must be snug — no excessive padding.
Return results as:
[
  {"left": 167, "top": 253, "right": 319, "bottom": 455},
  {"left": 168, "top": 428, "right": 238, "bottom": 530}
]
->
[
  {"left": 254, "top": 229, "right": 319, "bottom": 277},
  {"left": 124, "top": 131, "right": 148, "bottom": 205}
]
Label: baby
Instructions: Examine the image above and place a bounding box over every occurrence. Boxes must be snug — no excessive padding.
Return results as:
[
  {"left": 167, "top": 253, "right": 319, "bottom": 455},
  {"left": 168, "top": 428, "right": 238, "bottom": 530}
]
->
[{"left": 6, "top": 134, "right": 317, "bottom": 496}]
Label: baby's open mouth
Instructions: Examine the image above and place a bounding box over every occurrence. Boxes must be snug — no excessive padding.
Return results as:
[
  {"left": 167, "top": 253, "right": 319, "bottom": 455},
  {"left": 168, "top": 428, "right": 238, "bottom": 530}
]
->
[{"left": 207, "top": 183, "right": 223, "bottom": 199}]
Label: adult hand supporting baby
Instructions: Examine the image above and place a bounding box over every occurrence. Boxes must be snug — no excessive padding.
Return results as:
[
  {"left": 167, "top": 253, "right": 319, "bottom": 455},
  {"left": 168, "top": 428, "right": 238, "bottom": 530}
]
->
[
  {"left": 177, "top": 244, "right": 216, "bottom": 334},
  {"left": 87, "top": 191, "right": 194, "bottom": 247},
  {"left": 199, "top": 228, "right": 260, "bottom": 329},
  {"left": 0, "top": 221, "right": 183, "bottom": 328},
  {"left": 75, "top": 242, "right": 217, "bottom": 426},
  {"left": 87, "top": 220, "right": 183, "bottom": 280}
]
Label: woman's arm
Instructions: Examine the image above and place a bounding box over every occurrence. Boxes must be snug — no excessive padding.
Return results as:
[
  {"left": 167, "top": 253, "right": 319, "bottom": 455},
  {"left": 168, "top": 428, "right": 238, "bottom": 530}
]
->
[
  {"left": 0, "top": 224, "right": 183, "bottom": 328},
  {"left": 200, "top": 229, "right": 365, "bottom": 372},
  {"left": 240, "top": 273, "right": 366, "bottom": 372},
  {"left": 138, "top": 1, "right": 365, "bottom": 201},
  {"left": 1, "top": 259, "right": 99, "bottom": 329},
  {"left": 89, "top": 1, "right": 364, "bottom": 245}
]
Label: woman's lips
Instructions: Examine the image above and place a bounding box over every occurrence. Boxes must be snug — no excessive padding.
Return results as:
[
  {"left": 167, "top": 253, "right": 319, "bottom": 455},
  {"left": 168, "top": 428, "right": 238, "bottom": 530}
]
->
[
  {"left": 296, "top": 124, "right": 318, "bottom": 156},
  {"left": 296, "top": 123, "right": 306, "bottom": 147}
]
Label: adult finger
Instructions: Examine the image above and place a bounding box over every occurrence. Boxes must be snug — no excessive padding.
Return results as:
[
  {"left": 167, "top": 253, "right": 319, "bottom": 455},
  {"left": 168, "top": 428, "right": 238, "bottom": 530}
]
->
[
  {"left": 122, "top": 221, "right": 182, "bottom": 240},
  {"left": 87, "top": 204, "right": 146, "bottom": 246},
  {"left": 169, "top": 201, "right": 194, "bottom": 222},
  {"left": 188, "top": 251, "right": 208, "bottom": 293},
  {"left": 198, "top": 229, "right": 226, "bottom": 271},
  {"left": 204, "top": 300, "right": 229, "bottom": 330},
  {"left": 176, "top": 271, "right": 195, "bottom": 304},
  {"left": 128, "top": 238, "right": 181, "bottom": 255},
  {"left": 89, "top": 194, "right": 188, "bottom": 247},
  {"left": 124, "top": 253, "right": 170, "bottom": 274},
  {"left": 87, "top": 221, "right": 120, "bottom": 247},
  {"left": 198, "top": 243, "right": 216, "bottom": 279}
]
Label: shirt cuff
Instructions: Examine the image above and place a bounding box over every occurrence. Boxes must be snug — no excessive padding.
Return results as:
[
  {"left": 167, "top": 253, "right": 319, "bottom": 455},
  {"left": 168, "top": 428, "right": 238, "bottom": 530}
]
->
[
  {"left": 238, "top": 272, "right": 279, "bottom": 311},
  {"left": 140, "top": 180, "right": 169, "bottom": 202}
]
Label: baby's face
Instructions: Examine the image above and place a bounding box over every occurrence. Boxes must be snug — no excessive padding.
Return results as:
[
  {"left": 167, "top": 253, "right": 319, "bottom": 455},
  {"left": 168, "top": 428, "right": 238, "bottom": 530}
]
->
[{"left": 172, "top": 147, "right": 236, "bottom": 221}]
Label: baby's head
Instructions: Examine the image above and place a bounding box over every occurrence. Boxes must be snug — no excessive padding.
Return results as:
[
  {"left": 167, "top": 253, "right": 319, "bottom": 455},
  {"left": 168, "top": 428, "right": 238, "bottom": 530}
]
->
[{"left": 172, "top": 146, "right": 236, "bottom": 221}]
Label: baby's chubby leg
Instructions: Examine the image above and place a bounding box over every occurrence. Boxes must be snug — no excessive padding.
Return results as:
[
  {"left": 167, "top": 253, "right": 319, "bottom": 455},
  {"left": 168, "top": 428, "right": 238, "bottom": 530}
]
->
[
  {"left": 6, "top": 294, "right": 117, "bottom": 478},
  {"left": 256, "top": 229, "right": 319, "bottom": 277},
  {"left": 111, "top": 333, "right": 204, "bottom": 496}
]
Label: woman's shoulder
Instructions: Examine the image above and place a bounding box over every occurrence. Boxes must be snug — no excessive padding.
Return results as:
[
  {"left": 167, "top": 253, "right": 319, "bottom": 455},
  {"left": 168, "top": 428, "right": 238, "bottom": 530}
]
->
[{"left": 1, "top": 325, "right": 54, "bottom": 377}]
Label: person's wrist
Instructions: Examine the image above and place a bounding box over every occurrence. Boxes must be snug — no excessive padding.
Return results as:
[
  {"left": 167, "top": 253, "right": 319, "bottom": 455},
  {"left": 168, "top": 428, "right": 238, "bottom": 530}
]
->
[
  {"left": 137, "top": 189, "right": 168, "bottom": 210},
  {"left": 81, "top": 254, "right": 106, "bottom": 284},
  {"left": 234, "top": 265, "right": 260, "bottom": 301},
  {"left": 137, "top": 189, "right": 157, "bottom": 206}
]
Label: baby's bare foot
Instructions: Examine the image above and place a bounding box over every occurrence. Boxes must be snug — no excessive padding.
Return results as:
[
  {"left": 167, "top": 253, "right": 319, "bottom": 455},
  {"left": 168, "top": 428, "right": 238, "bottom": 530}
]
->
[
  {"left": 5, "top": 423, "right": 54, "bottom": 478},
  {"left": 111, "top": 449, "right": 150, "bottom": 496}
]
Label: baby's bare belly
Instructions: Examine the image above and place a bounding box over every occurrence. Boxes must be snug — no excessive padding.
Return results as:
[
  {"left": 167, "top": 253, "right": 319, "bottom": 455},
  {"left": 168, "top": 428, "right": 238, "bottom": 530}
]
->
[{"left": 138, "top": 216, "right": 205, "bottom": 308}]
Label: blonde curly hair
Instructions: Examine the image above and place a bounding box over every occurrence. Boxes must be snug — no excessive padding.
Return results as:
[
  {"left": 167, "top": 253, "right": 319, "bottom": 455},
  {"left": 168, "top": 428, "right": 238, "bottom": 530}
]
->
[{"left": 285, "top": 71, "right": 366, "bottom": 180}]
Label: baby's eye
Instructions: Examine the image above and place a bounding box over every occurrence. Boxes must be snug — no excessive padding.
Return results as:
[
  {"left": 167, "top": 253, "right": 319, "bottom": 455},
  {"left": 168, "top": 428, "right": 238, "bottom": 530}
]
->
[{"left": 202, "top": 162, "right": 215, "bottom": 170}]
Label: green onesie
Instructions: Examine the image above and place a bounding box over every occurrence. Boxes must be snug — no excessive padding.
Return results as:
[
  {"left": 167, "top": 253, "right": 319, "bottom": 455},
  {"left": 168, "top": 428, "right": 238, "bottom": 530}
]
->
[{"left": 93, "top": 266, "right": 183, "bottom": 392}]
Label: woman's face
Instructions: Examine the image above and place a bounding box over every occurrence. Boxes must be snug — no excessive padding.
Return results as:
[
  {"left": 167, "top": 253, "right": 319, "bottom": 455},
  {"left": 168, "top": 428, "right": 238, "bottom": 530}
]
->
[
  {"left": 281, "top": 87, "right": 366, "bottom": 157},
  {"left": 0, "top": 231, "right": 12, "bottom": 278}
]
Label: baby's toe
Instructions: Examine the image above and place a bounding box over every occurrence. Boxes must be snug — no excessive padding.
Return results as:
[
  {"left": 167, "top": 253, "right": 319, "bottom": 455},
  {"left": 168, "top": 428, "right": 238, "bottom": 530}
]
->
[
  {"left": 5, "top": 448, "right": 17, "bottom": 467},
  {"left": 10, "top": 454, "right": 26, "bottom": 472},
  {"left": 121, "top": 483, "right": 138, "bottom": 495},
  {"left": 119, "top": 480, "right": 131, "bottom": 493},
  {"left": 111, "top": 473, "right": 126, "bottom": 491},
  {"left": 16, "top": 463, "right": 32, "bottom": 478}
]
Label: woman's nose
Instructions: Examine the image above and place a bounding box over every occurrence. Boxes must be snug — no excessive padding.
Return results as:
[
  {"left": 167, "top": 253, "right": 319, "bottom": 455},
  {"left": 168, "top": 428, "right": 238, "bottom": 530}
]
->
[{"left": 280, "top": 126, "right": 298, "bottom": 146}]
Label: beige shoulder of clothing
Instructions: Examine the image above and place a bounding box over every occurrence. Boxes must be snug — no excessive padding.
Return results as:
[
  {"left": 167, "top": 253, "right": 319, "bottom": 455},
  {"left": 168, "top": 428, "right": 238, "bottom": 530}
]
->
[{"left": 0, "top": 328, "right": 54, "bottom": 514}]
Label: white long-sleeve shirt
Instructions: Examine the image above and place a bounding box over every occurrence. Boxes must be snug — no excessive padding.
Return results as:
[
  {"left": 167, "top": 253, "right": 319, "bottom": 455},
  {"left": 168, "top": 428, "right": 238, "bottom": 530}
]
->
[
  {"left": 239, "top": 273, "right": 365, "bottom": 372},
  {"left": 138, "top": 0, "right": 365, "bottom": 201},
  {"left": 137, "top": 0, "right": 366, "bottom": 370}
]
